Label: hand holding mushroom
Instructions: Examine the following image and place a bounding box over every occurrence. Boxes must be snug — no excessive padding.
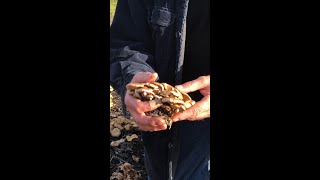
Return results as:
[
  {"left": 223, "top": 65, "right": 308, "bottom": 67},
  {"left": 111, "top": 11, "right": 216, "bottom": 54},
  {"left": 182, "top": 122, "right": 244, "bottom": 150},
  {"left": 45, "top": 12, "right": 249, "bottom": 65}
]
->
[
  {"left": 125, "top": 72, "right": 197, "bottom": 131},
  {"left": 124, "top": 72, "right": 168, "bottom": 132},
  {"left": 172, "top": 75, "right": 210, "bottom": 122}
]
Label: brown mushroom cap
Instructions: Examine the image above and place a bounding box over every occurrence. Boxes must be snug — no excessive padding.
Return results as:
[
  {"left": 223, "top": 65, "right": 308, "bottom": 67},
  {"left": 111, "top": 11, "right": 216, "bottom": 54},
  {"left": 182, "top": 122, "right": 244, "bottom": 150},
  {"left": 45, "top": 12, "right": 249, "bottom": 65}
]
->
[
  {"left": 126, "top": 83, "right": 145, "bottom": 90},
  {"left": 145, "top": 82, "right": 159, "bottom": 89},
  {"left": 124, "top": 124, "right": 132, "bottom": 131},
  {"left": 111, "top": 128, "right": 121, "bottom": 137},
  {"left": 135, "top": 87, "right": 154, "bottom": 94},
  {"left": 120, "top": 162, "right": 132, "bottom": 173},
  {"left": 170, "top": 89, "right": 182, "bottom": 98},
  {"left": 180, "top": 91, "right": 192, "bottom": 101},
  {"left": 151, "top": 82, "right": 165, "bottom": 91},
  {"left": 110, "top": 138, "right": 125, "bottom": 147},
  {"left": 126, "top": 134, "right": 138, "bottom": 141},
  {"left": 162, "top": 97, "right": 184, "bottom": 105}
]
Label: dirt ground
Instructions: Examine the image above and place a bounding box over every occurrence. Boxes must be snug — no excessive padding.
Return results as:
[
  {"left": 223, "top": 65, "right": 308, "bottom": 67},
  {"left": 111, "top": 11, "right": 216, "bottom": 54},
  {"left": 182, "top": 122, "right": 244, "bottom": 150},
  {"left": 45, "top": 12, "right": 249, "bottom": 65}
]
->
[{"left": 110, "top": 86, "right": 147, "bottom": 179}]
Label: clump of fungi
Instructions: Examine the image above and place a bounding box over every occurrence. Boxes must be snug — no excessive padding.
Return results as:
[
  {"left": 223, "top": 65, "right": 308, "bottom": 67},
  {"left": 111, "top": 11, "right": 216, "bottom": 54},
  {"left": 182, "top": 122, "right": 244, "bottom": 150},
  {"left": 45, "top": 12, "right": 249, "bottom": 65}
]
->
[
  {"left": 110, "top": 116, "right": 139, "bottom": 148},
  {"left": 126, "top": 82, "right": 195, "bottom": 129},
  {"left": 110, "top": 116, "right": 138, "bottom": 137},
  {"left": 110, "top": 163, "right": 141, "bottom": 180}
]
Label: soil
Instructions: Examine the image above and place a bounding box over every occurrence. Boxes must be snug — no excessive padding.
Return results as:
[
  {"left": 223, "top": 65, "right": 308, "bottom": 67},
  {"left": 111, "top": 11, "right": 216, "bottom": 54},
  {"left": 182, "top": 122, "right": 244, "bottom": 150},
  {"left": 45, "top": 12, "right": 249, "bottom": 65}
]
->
[{"left": 110, "top": 87, "right": 148, "bottom": 179}]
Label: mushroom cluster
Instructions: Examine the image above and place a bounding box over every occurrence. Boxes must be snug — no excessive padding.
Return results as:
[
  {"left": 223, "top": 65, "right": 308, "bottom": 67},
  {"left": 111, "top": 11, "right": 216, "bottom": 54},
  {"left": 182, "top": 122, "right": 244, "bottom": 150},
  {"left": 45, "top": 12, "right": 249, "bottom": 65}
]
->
[
  {"left": 110, "top": 116, "right": 138, "bottom": 137},
  {"left": 110, "top": 138, "right": 125, "bottom": 147},
  {"left": 110, "top": 133, "right": 139, "bottom": 147},
  {"left": 110, "top": 162, "right": 141, "bottom": 180},
  {"left": 126, "top": 82, "right": 195, "bottom": 129}
]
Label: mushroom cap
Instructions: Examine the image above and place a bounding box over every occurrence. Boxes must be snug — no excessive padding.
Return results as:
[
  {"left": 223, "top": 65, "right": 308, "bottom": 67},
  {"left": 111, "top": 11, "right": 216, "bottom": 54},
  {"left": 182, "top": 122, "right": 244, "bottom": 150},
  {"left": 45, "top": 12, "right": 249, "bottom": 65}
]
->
[
  {"left": 145, "top": 82, "right": 159, "bottom": 89},
  {"left": 111, "top": 128, "right": 121, "bottom": 137},
  {"left": 150, "top": 82, "right": 165, "bottom": 91},
  {"left": 180, "top": 91, "right": 192, "bottom": 101},
  {"left": 126, "top": 134, "right": 138, "bottom": 141},
  {"left": 120, "top": 162, "right": 132, "bottom": 173},
  {"left": 110, "top": 139, "right": 125, "bottom": 147},
  {"left": 124, "top": 124, "right": 132, "bottom": 131},
  {"left": 135, "top": 87, "right": 154, "bottom": 94},
  {"left": 126, "top": 83, "right": 145, "bottom": 90}
]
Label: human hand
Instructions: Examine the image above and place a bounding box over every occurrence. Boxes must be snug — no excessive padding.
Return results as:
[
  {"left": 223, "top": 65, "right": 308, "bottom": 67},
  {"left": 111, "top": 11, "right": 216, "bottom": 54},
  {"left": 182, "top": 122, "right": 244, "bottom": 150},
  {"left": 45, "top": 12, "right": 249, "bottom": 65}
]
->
[
  {"left": 172, "top": 75, "right": 210, "bottom": 122},
  {"left": 125, "top": 72, "right": 168, "bottom": 131}
]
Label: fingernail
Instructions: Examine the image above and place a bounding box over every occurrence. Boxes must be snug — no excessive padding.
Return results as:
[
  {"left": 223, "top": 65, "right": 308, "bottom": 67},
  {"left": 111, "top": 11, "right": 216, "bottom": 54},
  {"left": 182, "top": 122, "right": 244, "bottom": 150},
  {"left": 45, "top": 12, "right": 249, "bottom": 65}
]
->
[{"left": 163, "top": 124, "right": 167, "bottom": 130}]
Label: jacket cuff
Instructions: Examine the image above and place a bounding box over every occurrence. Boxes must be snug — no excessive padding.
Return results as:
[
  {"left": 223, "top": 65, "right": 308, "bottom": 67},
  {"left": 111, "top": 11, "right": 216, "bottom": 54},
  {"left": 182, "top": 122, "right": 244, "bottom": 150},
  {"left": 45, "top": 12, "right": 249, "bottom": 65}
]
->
[{"left": 120, "top": 73, "right": 134, "bottom": 117}]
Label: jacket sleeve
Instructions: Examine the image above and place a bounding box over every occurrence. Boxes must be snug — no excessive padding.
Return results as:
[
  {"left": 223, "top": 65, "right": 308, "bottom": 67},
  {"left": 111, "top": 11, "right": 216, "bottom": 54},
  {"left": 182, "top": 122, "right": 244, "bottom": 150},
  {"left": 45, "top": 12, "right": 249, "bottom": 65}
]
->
[{"left": 110, "top": 0, "right": 156, "bottom": 114}]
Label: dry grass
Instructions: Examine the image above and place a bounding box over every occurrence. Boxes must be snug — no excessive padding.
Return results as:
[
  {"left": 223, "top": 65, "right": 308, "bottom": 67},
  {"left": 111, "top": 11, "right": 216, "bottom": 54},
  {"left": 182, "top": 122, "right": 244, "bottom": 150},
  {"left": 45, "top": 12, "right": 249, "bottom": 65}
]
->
[{"left": 110, "top": 0, "right": 117, "bottom": 25}]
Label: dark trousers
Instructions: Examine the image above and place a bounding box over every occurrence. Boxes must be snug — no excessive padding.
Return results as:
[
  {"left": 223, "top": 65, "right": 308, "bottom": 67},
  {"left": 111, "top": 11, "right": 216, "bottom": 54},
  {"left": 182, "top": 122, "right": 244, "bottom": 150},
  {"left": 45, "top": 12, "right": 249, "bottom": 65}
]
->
[{"left": 143, "top": 118, "right": 210, "bottom": 180}]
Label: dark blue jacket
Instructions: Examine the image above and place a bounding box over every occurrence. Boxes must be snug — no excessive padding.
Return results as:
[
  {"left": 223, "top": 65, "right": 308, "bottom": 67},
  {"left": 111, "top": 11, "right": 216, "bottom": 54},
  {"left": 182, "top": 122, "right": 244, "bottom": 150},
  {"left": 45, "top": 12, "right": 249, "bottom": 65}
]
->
[{"left": 110, "top": 0, "right": 210, "bottom": 179}]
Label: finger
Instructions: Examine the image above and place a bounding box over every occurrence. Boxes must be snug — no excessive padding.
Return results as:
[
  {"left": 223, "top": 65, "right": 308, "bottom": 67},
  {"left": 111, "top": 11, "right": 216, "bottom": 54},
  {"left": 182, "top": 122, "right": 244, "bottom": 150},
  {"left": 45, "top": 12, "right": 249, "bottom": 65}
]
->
[
  {"left": 186, "top": 111, "right": 210, "bottom": 121},
  {"left": 136, "top": 118, "right": 167, "bottom": 131},
  {"left": 200, "top": 88, "right": 210, "bottom": 96},
  {"left": 138, "top": 125, "right": 156, "bottom": 132},
  {"left": 172, "top": 96, "right": 210, "bottom": 122},
  {"left": 130, "top": 112, "right": 165, "bottom": 127},
  {"left": 156, "top": 123, "right": 168, "bottom": 130},
  {"left": 131, "top": 72, "right": 158, "bottom": 83},
  {"left": 175, "top": 75, "right": 210, "bottom": 93},
  {"left": 138, "top": 124, "right": 167, "bottom": 132},
  {"left": 172, "top": 107, "right": 201, "bottom": 122}
]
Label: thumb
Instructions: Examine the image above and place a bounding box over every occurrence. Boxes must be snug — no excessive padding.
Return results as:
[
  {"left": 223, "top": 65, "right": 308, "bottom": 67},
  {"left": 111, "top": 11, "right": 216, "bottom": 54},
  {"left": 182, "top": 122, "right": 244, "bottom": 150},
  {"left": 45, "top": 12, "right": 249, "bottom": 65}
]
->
[
  {"left": 132, "top": 72, "right": 158, "bottom": 83},
  {"left": 175, "top": 76, "right": 210, "bottom": 93}
]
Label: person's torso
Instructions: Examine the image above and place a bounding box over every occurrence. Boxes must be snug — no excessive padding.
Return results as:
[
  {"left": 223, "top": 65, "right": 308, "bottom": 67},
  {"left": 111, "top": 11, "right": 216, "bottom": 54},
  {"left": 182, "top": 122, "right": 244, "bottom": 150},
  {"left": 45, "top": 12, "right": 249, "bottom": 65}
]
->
[{"left": 132, "top": 1, "right": 211, "bottom": 179}]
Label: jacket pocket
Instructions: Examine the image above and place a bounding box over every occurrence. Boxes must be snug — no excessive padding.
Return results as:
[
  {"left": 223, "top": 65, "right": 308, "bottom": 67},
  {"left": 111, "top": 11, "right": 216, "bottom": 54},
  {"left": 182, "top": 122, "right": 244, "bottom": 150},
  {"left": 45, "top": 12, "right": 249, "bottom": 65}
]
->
[
  {"left": 148, "top": 7, "right": 176, "bottom": 83},
  {"left": 149, "top": 7, "right": 176, "bottom": 40}
]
